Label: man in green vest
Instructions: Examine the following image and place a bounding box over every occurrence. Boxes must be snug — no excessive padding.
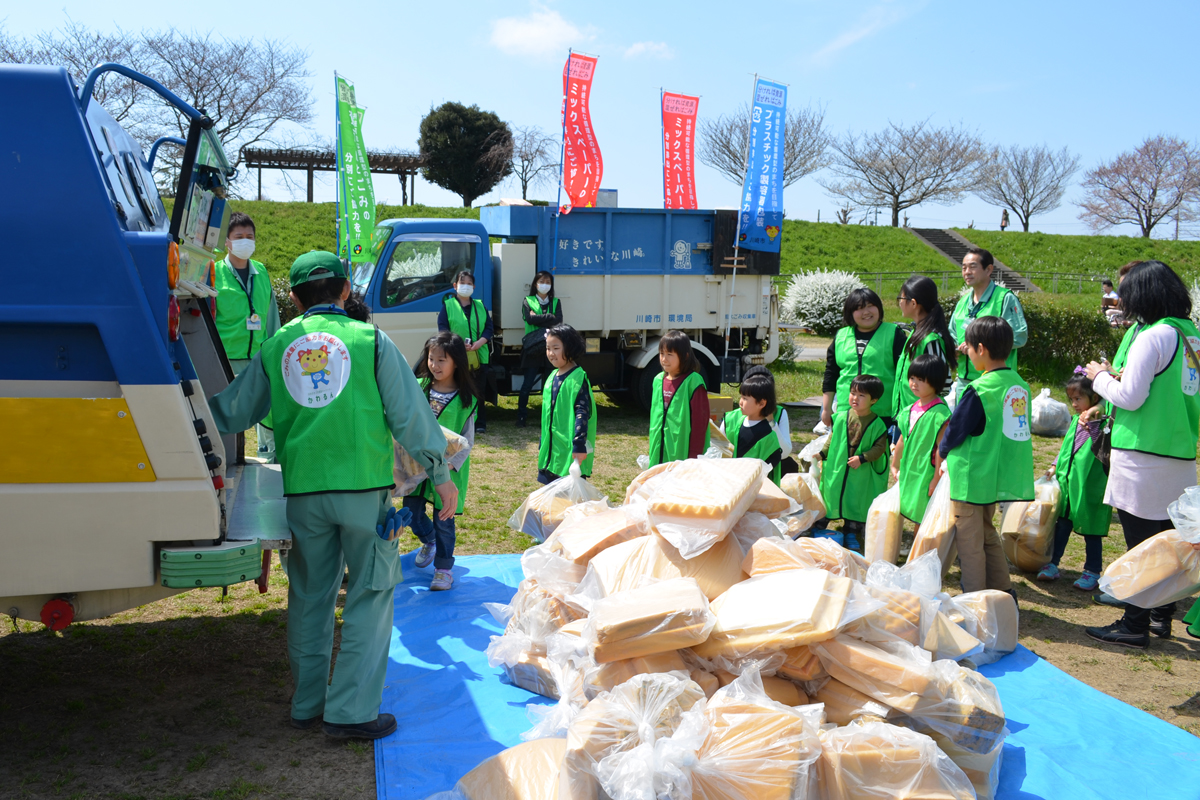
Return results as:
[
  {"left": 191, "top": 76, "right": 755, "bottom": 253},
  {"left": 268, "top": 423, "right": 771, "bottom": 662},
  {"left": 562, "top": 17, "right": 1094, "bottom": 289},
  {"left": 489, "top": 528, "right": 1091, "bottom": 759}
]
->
[
  {"left": 213, "top": 211, "right": 281, "bottom": 461},
  {"left": 208, "top": 251, "right": 456, "bottom": 740},
  {"left": 949, "top": 247, "right": 1028, "bottom": 397}
]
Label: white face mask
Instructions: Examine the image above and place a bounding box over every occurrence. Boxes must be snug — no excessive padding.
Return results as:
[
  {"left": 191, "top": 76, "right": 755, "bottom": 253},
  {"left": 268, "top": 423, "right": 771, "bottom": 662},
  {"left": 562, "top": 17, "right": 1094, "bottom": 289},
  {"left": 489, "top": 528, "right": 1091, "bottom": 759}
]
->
[
  {"left": 228, "top": 238, "right": 256, "bottom": 259},
  {"left": 456, "top": 283, "right": 474, "bottom": 298},
  {"left": 536, "top": 283, "right": 552, "bottom": 296}
]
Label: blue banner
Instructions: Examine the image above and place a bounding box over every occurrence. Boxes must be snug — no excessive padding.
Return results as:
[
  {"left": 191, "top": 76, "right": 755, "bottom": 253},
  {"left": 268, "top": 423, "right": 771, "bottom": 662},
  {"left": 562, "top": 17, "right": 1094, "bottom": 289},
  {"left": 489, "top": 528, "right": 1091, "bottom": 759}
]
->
[{"left": 738, "top": 78, "right": 787, "bottom": 253}]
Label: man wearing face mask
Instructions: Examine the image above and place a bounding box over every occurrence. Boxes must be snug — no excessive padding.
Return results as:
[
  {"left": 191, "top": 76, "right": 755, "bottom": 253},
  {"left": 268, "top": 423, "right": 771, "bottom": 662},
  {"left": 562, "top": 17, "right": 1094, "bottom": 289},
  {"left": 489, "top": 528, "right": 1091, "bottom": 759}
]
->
[
  {"left": 437, "top": 270, "right": 493, "bottom": 433},
  {"left": 213, "top": 211, "right": 281, "bottom": 460}
]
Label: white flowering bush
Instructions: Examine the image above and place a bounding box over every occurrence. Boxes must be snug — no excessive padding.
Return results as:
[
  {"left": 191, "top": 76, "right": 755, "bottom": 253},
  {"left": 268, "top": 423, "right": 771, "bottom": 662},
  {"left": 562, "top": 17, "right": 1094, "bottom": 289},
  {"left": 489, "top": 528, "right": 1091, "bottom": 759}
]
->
[
  {"left": 1189, "top": 279, "right": 1200, "bottom": 330},
  {"left": 781, "top": 269, "right": 866, "bottom": 336}
]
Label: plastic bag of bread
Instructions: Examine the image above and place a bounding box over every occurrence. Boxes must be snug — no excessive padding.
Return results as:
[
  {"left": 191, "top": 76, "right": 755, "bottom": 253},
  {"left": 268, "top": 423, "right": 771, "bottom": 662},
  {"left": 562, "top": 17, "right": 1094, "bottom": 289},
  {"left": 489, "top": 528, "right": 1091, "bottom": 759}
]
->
[
  {"left": 864, "top": 483, "right": 904, "bottom": 564},
  {"left": 740, "top": 536, "right": 869, "bottom": 582},
  {"left": 504, "top": 651, "right": 560, "bottom": 699},
  {"left": 711, "top": 669, "right": 809, "bottom": 706},
  {"left": 817, "top": 719, "right": 976, "bottom": 800},
  {"left": 797, "top": 434, "right": 828, "bottom": 473},
  {"left": 508, "top": 461, "right": 605, "bottom": 543},
  {"left": 423, "top": 738, "right": 566, "bottom": 800},
  {"left": 1000, "top": 475, "right": 1060, "bottom": 572},
  {"left": 545, "top": 505, "right": 647, "bottom": 565},
  {"left": 520, "top": 544, "right": 588, "bottom": 599},
  {"left": 583, "top": 651, "right": 690, "bottom": 697},
  {"left": 730, "top": 511, "right": 783, "bottom": 553},
  {"left": 843, "top": 584, "right": 927, "bottom": 647},
  {"left": 748, "top": 476, "right": 798, "bottom": 518},
  {"left": 945, "top": 590, "right": 1018, "bottom": 666},
  {"left": 1167, "top": 485, "right": 1200, "bottom": 544},
  {"left": 708, "top": 419, "right": 734, "bottom": 458},
  {"left": 486, "top": 579, "right": 586, "bottom": 668},
  {"left": 624, "top": 461, "right": 680, "bottom": 506},
  {"left": 692, "top": 568, "right": 880, "bottom": 660},
  {"left": 521, "top": 633, "right": 591, "bottom": 741},
  {"left": 583, "top": 577, "right": 716, "bottom": 663},
  {"left": 781, "top": 471, "right": 826, "bottom": 518},
  {"left": 572, "top": 530, "right": 746, "bottom": 610},
  {"left": 929, "top": 729, "right": 1006, "bottom": 800},
  {"left": 558, "top": 672, "right": 706, "bottom": 800},
  {"left": 813, "top": 676, "right": 893, "bottom": 725},
  {"left": 645, "top": 459, "right": 767, "bottom": 559},
  {"left": 922, "top": 610, "right": 985, "bottom": 662},
  {"left": 394, "top": 425, "right": 472, "bottom": 497},
  {"left": 1099, "top": 529, "right": 1200, "bottom": 609},
  {"left": 776, "top": 645, "right": 827, "bottom": 682},
  {"left": 865, "top": 550, "right": 943, "bottom": 600},
  {"left": 910, "top": 475, "right": 958, "bottom": 577}
]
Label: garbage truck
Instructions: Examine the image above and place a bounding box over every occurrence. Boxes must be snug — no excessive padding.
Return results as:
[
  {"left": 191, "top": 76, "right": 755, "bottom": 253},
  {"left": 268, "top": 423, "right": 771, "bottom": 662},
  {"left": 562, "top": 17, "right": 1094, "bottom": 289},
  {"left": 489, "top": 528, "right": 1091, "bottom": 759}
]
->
[
  {"left": 352, "top": 205, "right": 783, "bottom": 409},
  {"left": 0, "top": 63, "right": 289, "bottom": 629}
]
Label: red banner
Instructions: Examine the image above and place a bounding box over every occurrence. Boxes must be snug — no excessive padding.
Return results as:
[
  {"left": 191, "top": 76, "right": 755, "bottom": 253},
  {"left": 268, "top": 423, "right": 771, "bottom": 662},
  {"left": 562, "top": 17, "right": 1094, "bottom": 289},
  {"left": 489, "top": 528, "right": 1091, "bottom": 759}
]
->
[
  {"left": 662, "top": 93, "right": 699, "bottom": 210},
  {"left": 560, "top": 54, "right": 602, "bottom": 213}
]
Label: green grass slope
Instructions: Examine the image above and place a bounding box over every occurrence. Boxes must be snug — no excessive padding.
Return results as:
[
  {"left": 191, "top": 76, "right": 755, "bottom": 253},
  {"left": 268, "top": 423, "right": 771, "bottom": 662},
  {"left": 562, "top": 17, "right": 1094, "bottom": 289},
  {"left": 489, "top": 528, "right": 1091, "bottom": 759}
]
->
[{"left": 780, "top": 220, "right": 951, "bottom": 276}]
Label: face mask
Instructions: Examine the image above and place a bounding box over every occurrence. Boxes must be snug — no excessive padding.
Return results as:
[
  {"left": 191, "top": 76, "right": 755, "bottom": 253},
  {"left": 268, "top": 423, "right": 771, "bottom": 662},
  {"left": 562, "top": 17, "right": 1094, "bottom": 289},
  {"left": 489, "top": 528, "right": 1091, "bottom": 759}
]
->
[
  {"left": 456, "top": 283, "right": 474, "bottom": 298},
  {"left": 228, "top": 238, "right": 255, "bottom": 259},
  {"left": 536, "top": 283, "right": 552, "bottom": 296}
]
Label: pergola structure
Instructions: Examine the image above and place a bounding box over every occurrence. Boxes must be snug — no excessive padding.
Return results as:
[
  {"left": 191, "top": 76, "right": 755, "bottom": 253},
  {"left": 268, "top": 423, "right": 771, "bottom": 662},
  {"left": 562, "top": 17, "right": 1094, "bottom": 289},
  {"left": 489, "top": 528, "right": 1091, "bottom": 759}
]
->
[{"left": 241, "top": 148, "right": 426, "bottom": 204}]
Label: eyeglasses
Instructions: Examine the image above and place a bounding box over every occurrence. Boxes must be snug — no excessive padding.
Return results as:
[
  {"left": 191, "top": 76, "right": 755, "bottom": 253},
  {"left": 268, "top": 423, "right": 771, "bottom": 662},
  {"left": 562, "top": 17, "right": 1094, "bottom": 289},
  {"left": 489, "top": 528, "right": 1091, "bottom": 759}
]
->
[{"left": 897, "top": 296, "right": 911, "bottom": 303}]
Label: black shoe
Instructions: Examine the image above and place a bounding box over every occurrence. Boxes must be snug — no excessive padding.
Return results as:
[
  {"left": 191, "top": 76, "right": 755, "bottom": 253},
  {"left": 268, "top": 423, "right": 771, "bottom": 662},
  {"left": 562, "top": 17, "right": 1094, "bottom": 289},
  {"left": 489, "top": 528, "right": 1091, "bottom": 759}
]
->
[
  {"left": 1085, "top": 621, "right": 1149, "bottom": 650},
  {"left": 290, "top": 715, "right": 322, "bottom": 730},
  {"left": 1004, "top": 588, "right": 1019, "bottom": 611},
  {"left": 516, "top": 412, "right": 527, "bottom": 428},
  {"left": 1149, "top": 617, "right": 1173, "bottom": 639},
  {"left": 475, "top": 424, "right": 487, "bottom": 434},
  {"left": 323, "top": 713, "right": 397, "bottom": 740}
]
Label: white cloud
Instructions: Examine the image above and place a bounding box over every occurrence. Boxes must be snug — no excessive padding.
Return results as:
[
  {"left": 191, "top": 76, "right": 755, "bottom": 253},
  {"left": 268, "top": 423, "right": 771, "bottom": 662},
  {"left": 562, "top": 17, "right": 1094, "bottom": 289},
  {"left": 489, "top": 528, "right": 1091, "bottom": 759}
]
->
[
  {"left": 624, "top": 41, "right": 674, "bottom": 60},
  {"left": 490, "top": 8, "right": 593, "bottom": 59},
  {"left": 811, "top": 1, "right": 928, "bottom": 64}
]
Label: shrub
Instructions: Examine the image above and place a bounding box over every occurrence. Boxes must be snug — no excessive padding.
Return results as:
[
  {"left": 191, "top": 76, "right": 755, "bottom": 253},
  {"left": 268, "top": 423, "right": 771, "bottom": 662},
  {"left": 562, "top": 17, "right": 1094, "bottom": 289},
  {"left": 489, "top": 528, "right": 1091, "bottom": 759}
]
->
[
  {"left": 781, "top": 269, "right": 866, "bottom": 336},
  {"left": 1190, "top": 279, "right": 1200, "bottom": 330},
  {"left": 272, "top": 274, "right": 299, "bottom": 325}
]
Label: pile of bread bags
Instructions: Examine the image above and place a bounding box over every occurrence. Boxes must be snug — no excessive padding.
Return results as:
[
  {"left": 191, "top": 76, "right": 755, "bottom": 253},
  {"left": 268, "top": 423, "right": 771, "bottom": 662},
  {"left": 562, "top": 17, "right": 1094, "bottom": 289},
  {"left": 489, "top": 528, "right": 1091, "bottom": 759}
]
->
[{"left": 431, "top": 458, "right": 1020, "bottom": 800}]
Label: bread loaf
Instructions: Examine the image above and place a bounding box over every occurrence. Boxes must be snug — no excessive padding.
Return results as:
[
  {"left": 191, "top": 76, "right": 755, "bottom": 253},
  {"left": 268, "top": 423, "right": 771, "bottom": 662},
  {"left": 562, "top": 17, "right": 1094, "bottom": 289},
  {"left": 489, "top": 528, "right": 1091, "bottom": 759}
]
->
[
  {"left": 504, "top": 651, "right": 558, "bottom": 699},
  {"left": 1100, "top": 529, "right": 1200, "bottom": 608},
  {"left": 782, "top": 472, "right": 826, "bottom": 516},
  {"left": 818, "top": 720, "right": 976, "bottom": 800},
  {"left": 948, "top": 590, "right": 1018, "bottom": 663},
  {"left": 550, "top": 506, "right": 644, "bottom": 564},
  {"left": 647, "top": 459, "right": 766, "bottom": 558},
  {"left": 587, "top": 577, "right": 713, "bottom": 663},
  {"left": 923, "top": 611, "right": 984, "bottom": 662},
  {"left": 776, "top": 645, "right": 825, "bottom": 682},
  {"left": 864, "top": 507, "right": 904, "bottom": 564},
  {"left": 813, "top": 636, "right": 934, "bottom": 704},
  {"left": 586, "top": 651, "right": 689, "bottom": 694},
  {"left": 844, "top": 584, "right": 925, "bottom": 646},
  {"left": 1001, "top": 500, "right": 1056, "bottom": 572},
  {"left": 586, "top": 530, "right": 747, "bottom": 602},
  {"left": 691, "top": 668, "right": 721, "bottom": 699},
  {"left": 813, "top": 677, "right": 892, "bottom": 726},
  {"left": 713, "top": 670, "right": 809, "bottom": 706},
  {"left": 623, "top": 461, "right": 679, "bottom": 505},
  {"left": 455, "top": 738, "right": 566, "bottom": 800},
  {"left": 740, "top": 536, "right": 820, "bottom": 576},
  {"left": 748, "top": 477, "right": 795, "bottom": 517}
]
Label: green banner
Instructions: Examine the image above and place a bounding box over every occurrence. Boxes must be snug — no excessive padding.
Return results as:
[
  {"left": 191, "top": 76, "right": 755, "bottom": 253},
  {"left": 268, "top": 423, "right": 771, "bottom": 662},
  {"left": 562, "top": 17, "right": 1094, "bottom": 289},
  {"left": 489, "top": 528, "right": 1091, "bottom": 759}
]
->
[{"left": 336, "top": 77, "right": 376, "bottom": 262}]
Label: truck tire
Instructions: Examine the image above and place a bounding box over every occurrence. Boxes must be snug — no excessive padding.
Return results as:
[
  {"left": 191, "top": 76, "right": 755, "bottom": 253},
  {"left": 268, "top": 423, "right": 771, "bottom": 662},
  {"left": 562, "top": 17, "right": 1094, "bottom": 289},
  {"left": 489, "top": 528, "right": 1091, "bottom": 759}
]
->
[{"left": 632, "top": 362, "right": 662, "bottom": 412}]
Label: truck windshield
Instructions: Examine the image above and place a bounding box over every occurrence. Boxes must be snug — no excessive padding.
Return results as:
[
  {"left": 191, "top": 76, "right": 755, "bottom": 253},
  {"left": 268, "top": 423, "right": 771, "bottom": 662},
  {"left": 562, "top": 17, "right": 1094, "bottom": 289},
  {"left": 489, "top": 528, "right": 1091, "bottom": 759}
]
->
[
  {"left": 352, "top": 225, "right": 395, "bottom": 294},
  {"left": 380, "top": 236, "right": 478, "bottom": 307}
]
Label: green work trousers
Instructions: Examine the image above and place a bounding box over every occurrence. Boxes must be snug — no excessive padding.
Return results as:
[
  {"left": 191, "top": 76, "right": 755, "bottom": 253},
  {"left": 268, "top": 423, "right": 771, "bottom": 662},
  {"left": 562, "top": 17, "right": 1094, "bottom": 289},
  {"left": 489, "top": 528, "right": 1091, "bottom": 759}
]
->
[
  {"left": 230, "top": 358, "right": 275, "bottom": 462},
  {"left": 284, "top": 490, "right": 403, "bottom": 724}
]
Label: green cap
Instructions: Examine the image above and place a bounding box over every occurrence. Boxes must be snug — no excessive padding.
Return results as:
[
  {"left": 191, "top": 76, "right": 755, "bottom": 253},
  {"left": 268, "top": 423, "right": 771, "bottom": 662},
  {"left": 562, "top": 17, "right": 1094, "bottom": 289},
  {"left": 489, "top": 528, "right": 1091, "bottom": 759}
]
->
[{"left": 289, "top": 251, "right": 349, "bottom": 287}]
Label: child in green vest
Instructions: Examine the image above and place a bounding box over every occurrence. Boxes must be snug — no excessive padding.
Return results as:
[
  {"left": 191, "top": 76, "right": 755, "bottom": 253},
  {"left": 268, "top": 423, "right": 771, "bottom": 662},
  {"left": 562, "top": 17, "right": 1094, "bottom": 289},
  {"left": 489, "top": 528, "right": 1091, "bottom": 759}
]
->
[
  {"left": 890, "top": 355, "right": 951, "bottom": 531},
  {"left": 648, "top": 330, "right": 711, "bottom": 466},
  {"left": 1038, "top": 373, "right": 1111, "bottom": 590},
  {"left": 743, "top": 364, "right": 794, "bottom": 462},
  {"left": 938, "top": 316, "right": 1033, "bottom": 597},
  {"left": 438, "top": 271, "right": 493, "bottom": 433},
  {"left": 405, "top": 331, "right": 479, "bottom": 592},
  {"left": 816, "top": 374, "right": 890, "bottom": 550},
  {"left": 722, "top": 372, "right": 783, "bottom": 484},
  {"left": 538, "top": 324, "right": 596, "bottom": 484}
]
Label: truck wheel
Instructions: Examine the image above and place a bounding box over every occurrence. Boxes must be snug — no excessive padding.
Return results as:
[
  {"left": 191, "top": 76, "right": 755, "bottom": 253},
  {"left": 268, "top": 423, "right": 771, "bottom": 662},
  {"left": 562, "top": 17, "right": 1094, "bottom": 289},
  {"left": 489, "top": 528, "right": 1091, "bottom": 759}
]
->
[{"left": 632, "top": 363, "right": 661, "bottom": 412}]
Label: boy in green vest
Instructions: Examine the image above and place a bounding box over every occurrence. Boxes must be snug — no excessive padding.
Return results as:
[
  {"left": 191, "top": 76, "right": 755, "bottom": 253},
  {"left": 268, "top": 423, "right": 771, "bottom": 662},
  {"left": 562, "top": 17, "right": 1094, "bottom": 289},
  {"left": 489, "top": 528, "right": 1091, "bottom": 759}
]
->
[
  {"left": 816, "top": 374, "right": 890, "bottom": 550},
  {"left": 949, "top": 247, "right": 1028, "bottom": 397},
  {"left": 723, "top": 372, "right": 783, "bottom": 484},
  {"left": 208, "top": 251, "right": 456, "bottom": 740},
  {"left": 938, "top": 316, "right": 1033, "bottom": 597},
  {"left": 212, "top": 211, "right": 281, "bottom": 461}
]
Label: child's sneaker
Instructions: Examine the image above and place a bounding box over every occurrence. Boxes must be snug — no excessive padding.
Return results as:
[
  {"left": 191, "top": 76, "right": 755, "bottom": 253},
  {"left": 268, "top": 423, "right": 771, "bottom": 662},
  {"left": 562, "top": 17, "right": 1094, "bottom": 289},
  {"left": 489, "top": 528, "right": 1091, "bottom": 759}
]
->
[
  {"left": 1073, "top": 570, "right": 1100, "bottom": 591},
  {"left": 430, "top": 569, "right": 454, "bottom": 591},
  {"left": 415, "top": 541, "right": 436, "bottom": 569},
  {"left": 1036, "top": 563, "right": 1060, "bottom": 582}
]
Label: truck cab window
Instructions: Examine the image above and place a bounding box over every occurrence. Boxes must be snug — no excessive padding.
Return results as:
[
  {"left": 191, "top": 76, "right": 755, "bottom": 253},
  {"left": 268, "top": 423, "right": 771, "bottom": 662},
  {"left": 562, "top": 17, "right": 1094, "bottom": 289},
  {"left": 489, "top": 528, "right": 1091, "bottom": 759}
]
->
[{"left": 381, "top": 240, "right": 476, "bottom": 307}]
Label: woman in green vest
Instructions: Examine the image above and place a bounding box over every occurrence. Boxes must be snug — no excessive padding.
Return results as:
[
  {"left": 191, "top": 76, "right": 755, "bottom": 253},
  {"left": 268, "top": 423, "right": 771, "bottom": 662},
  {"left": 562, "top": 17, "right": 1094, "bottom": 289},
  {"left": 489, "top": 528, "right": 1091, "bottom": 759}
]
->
[
  {"left": 890, "top": 355, "right": 951, "bottom": 528},
  {"left": 817, "top": 374, "right": 890, "bottom": 549},
  {"left": 404, "top": 331, "right": 479, "bottom": 592},
  {"left": 722, "top": 372, "right": 783, "bottom": 484},
  {"left": 1082, "top": 261, "right": 1200, "bottom": 648},
  {"left": 894, "top": 276, "right": 957, "bottom": 412},
  {"left": 821, "top": 288, "right": 905, "bottom": 428},
  {"left": 439, "top": 271, "right": 493, "bottom": 433},
  {"left": 538, "top": 324, "right": 596, "bottom": 484},
  {"left": 517, "top": 271, "right": 564, "bottom": 428},
  {"left": 648, "top": 330, "right": 711, "bottom": 466}
]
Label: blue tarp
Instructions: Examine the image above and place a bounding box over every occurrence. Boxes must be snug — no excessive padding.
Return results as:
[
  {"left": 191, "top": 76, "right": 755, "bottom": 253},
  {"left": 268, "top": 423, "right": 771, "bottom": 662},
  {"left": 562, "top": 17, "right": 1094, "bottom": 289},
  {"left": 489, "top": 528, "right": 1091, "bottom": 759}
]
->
[{"left": 376, "top": 553, "right": 1200, "bottom": 800}]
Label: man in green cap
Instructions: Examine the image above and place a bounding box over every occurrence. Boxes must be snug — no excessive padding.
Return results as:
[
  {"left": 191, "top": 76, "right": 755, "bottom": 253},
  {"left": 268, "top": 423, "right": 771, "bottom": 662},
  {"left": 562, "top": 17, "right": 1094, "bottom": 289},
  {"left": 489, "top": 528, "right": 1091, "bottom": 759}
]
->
[{"left": 208, "top": 250, "right": 457, "bottom": 740}]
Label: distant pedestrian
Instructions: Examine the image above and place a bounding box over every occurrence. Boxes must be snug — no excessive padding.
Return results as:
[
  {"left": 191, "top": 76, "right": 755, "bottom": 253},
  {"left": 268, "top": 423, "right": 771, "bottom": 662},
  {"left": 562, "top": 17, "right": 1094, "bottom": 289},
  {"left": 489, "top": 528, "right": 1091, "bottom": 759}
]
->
[{"left": 1000, "top": 209, "right": 1009, "bottom": 232}]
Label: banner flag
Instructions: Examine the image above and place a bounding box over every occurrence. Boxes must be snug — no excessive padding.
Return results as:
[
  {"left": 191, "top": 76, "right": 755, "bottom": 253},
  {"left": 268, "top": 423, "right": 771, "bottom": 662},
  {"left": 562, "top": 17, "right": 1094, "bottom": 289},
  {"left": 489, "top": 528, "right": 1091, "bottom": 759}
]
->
[
  {"left": 560, "top": 53, "right": 602, "bottom": 213},
  {"left": 662, "top": 92, "right": 699, "bottom": 210},
  {"left": 335, "top": 76, "right": 376, "bottom": 262},
  {"left": 738, "top": 78, "right": 787, "bottom": 253}
]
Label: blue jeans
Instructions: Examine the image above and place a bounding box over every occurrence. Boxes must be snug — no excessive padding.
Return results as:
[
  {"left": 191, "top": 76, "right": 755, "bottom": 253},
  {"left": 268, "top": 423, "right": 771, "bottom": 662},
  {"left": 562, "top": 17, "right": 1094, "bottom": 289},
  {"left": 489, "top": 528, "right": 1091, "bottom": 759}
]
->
[{"left": 402, "top": 495, "right": 457, "bottom": 570}]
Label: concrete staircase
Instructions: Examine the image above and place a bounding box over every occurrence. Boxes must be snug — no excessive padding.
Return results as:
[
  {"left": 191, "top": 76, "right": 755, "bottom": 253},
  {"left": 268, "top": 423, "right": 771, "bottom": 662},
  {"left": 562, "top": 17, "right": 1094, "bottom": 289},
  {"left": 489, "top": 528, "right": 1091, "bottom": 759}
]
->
[{"left": 908, "top": 228, "right": 1039, "bottom": 292}]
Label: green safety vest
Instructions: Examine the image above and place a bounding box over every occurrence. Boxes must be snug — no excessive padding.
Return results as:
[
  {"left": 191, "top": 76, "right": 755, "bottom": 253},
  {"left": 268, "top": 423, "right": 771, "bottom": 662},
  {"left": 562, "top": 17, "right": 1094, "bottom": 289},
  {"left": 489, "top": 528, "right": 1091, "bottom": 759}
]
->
[
  {"left": 897, "top": 400, "right": 951, "bottom": 523},
  {"left": 893, "top": 330, "right": 944, "bottom": 412},
  {"left": 820, "top": 411, "right": 889, "bottom": 522},
  {"left": 648, "top": 371, "right": 710, "bottom": 466},
  {"left": 1054, "top": 416, "right": 1112, "bottom": 537},
  {"left": 539, "top": 366, "right": 596, "bottom": 477},
  {"left": 443, "top": 294, "right": 490, "bottom": 366},
  {"left": 524, "top": 295, "right": 560, "bottom": 336},
  {"left": 1105, "top": 322, "right": 1142, "bottom": 416},
  {"left": 214, "top": 257, "right": 274, "bottom": 360},
  {"left": 1110, "top": 317, "right": 1200, "bottom": 461},
  {"left": 945, "top": 368, "right": 1034, "bottom": 505},
  {"left": 261, "top": 311, "right": 393, "bottom": 496},
  {"left": 834, "top": 322, "right": 900, "bottom": 418},
  {"left": 950, "top": 284, "right": 1019, "bottom": 383},
  {"left": 416, "top": 378, "right": 477, "bottom": 514},
  {"left": 723, "top": 409, "right": 782, "bottom": 485}
]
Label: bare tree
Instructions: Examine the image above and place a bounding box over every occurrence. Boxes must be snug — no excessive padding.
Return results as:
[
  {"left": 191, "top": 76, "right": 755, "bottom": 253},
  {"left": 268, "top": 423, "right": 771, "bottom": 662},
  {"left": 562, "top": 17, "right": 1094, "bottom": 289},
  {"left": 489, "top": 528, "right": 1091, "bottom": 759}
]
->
[
  {"left": 975, "top": 144, "right": 1080, "bottom": 232},
  {"left": 820, "top": 120, "right": 988, "bottom": 227},
  {"left": 509, "top": 125, "right": 558, "bottom": 201},
  {"left": 835, "top": 203, "right": 854, "bottom": 224},
  {"left": 1078, "top": 135, "right": 1200, "bottom": 238},
  {"left": 698, "top": 102, "right": 831, "bottom": 187}
]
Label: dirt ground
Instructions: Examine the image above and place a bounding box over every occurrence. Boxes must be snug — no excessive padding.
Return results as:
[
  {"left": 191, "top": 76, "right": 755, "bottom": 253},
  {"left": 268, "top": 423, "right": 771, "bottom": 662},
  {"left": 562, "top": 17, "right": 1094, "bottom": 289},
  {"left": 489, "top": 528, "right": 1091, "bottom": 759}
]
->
[{"left": 2, "top": 395, "right": 1197, "bottom": 799}]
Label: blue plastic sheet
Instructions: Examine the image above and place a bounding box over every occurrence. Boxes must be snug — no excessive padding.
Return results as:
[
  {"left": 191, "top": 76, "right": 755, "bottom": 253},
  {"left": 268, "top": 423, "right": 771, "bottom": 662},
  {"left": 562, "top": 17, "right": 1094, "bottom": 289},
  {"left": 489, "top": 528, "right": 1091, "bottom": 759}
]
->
[{"left": 376, "top": 553, "right": 1200, "bottom": 800}]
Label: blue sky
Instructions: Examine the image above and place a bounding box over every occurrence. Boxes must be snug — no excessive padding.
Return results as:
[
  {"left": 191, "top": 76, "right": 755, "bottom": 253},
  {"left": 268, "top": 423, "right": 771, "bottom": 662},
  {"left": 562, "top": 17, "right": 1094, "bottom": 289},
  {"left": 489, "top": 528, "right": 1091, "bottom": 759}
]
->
[{"left": 7, "top": 1, "right": 1199, "bottom": 236}]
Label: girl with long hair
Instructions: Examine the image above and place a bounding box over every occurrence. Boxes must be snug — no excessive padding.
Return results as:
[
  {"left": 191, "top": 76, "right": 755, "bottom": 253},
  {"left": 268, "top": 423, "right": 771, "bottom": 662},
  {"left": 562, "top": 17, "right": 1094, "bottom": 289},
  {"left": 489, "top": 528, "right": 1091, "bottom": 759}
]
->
[
  {"left": 894, "top": 275, "right": 957, "bottom": 411},
  {"left": 647, "top": 330, "right": 710, "bottom": 466}
]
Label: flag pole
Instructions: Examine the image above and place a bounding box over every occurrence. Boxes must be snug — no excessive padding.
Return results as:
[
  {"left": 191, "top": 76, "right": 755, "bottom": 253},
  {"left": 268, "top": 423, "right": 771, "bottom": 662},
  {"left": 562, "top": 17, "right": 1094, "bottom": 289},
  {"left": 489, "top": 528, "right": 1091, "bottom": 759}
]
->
[
  {"left": 724, "top": 75, "right": 757, "bottom": 364},
  {"left": 660, "top": 87, "right": 666, "bottom": 208},
  {"left": 551, "top": 48, "right": 573, "bottom": 273}
]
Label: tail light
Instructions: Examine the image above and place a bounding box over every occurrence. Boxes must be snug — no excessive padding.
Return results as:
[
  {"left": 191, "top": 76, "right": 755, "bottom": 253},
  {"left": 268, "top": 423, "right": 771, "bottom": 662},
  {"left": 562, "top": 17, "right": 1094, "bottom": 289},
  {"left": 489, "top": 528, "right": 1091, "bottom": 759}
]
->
[
  {"left": 168, "top": 295, "right": 180, "bottom": 341},
  {"left": 167, "top": 241, "right": 180, "bottom": 289}
]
